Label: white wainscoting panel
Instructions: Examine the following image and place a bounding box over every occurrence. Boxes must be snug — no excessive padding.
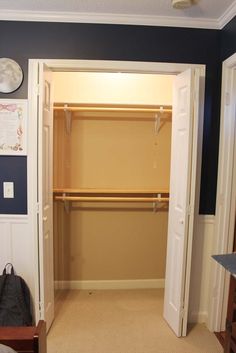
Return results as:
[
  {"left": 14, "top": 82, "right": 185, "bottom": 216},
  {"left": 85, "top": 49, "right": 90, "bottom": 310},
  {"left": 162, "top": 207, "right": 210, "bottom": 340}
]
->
[
  {"left": 0, "top": 213, "right": 214, "bottom": 325},
  {"left": 0, "top": 215, "right": 35, "bottom": 300},
  {"left": 188, "top": 215, "right": 215, "bottom": 323}
]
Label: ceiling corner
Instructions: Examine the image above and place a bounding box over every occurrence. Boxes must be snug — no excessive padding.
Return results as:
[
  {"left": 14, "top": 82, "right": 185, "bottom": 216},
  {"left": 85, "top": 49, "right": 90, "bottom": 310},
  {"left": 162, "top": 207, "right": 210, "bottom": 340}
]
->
[{"left": 218, "top": 0, "right": 236, "bottom": 29}]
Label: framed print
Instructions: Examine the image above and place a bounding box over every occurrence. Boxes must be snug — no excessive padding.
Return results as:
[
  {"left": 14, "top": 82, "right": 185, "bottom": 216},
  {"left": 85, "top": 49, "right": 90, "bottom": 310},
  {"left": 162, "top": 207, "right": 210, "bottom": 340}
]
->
[{"left": 0, "top": 99, "right": 27, "bottom": 155}]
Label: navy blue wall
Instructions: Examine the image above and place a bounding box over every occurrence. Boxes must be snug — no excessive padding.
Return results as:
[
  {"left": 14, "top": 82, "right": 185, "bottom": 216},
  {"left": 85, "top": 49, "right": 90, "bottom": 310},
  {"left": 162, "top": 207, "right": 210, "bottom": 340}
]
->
[
  {"left": 0, "top": 156, "right": 27, "bottom": 214},
  {"left": 221, "top": 16, "right": 236, "bottom": 61},
  {"left": 0, "top": 21, "right": 223, "bottom": 214}
]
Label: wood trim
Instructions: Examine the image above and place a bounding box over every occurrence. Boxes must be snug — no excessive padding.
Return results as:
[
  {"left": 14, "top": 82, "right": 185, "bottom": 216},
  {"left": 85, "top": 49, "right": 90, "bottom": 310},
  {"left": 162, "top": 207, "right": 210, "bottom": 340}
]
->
[
  {"left": 0, "top": 320, "right": 46, "bottom": 353},
  {"left": 214, "top": 331, "right": 225, "bottom": 348},
  {"left": 224, "top": 276, "right": 236, "bottom": 352}
]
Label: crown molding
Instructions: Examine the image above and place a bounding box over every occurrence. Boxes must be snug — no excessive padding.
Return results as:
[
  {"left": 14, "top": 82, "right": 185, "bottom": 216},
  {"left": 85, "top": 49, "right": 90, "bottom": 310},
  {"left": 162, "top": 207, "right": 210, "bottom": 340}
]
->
[
  {"left": 218, "top": 0, "right": 236, "bottom": 29},
  {"left": 0, "top": 9, "right": 221, "bottom": 29}
]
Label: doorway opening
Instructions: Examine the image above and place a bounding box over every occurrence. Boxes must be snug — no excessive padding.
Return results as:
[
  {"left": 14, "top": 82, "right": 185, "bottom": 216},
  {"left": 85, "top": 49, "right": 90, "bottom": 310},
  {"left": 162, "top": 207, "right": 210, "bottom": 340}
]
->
[
  {"left": 52, "top": 71, "right": 172, "bottom": 341},
  {"left": 28, "top": 59, "right": 205, "bottom": 341}
]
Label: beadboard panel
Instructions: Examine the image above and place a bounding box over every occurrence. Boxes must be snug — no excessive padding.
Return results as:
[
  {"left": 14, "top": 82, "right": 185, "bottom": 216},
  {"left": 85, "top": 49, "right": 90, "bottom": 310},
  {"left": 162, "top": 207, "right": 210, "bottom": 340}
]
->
[
  {"left": 188, "top": 215, "right": 215, "bottom": 323},
  {"left": 0, "top": 216, "right": 35, "bottom": 300},
  {"left": 0, "top": 214, "right": 214, "bottom": 324}
]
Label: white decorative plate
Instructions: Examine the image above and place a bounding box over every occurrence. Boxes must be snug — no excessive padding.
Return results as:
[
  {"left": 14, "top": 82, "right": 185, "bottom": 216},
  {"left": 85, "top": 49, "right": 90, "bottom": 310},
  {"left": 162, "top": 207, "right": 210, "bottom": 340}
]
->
[{"left": 0, "top": 58, "right": 23, "bottom": 93}]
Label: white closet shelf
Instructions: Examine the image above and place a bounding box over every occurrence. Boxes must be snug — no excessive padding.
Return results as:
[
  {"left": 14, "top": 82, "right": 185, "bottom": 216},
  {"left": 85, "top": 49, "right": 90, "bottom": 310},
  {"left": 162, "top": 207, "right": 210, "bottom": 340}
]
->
[
  {"left": 53, "top": 104, "right": 172, "bottom": 125},
  {"left": 53, "top": 188, "right": 169, "bottom": 194},
  {"left": 54, "top": 103, "right": 172, "bottom": 114}
]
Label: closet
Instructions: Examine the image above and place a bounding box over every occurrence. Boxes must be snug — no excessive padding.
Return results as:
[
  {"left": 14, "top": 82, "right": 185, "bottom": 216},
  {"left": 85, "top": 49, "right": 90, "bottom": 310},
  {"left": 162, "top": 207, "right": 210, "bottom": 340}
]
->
[{"left": 52, "top": 72, "right": 173, "bottom": 303}]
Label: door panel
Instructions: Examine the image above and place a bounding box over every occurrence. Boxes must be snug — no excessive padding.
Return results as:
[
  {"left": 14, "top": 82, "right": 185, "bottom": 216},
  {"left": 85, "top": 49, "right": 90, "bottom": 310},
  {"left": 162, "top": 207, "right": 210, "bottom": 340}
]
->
[
  {"left": 38, "top": 64, "right": 54, "bottom": 331},
  {"left": 164, "top": 68, "right": 198, "bottom": 337}
]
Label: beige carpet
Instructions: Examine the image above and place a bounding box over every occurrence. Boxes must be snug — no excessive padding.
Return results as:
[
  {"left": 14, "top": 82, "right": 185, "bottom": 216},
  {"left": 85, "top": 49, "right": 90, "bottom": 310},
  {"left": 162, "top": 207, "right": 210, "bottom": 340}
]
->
[{"left": 47, "top": 289, "right": 223, "bottom": 353}]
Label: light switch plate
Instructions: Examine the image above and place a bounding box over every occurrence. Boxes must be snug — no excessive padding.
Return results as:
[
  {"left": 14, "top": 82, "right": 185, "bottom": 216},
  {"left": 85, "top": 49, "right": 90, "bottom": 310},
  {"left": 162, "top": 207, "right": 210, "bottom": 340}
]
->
[{"left": 3, "top": 182, "right": 14, "bottom": 198}]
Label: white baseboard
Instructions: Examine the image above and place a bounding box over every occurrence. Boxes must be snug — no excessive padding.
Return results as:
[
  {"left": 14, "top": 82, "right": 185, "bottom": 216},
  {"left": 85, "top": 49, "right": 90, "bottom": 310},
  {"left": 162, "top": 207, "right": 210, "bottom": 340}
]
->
[{"left": 54, "top": 278, "right": 165, "bottom": 290}]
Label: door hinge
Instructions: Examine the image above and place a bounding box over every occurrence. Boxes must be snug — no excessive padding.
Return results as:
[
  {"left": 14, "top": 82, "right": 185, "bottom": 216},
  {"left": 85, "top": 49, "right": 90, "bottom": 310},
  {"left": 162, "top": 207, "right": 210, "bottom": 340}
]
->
[
  {"left": 36, "top": 83, "right": 40, "bottom": 96},
  {"left": 36, "top": 203, "right": 40, "bottom": 214},
  {"left": 225, "top": 92, "right": 230, "bottom": 106},
  {"left": 187, "top": 204, "right": 191, "bottom": 215},
  {"left": 180, "top": 307, "right": 185, "bottom": 319}
]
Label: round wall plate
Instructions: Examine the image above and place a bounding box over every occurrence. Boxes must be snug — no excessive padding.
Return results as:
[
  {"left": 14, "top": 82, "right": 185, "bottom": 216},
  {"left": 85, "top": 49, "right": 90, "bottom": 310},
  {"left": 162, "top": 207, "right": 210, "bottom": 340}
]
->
[{"left": 0, "top": 58, "right": 23, "bottom": 93}]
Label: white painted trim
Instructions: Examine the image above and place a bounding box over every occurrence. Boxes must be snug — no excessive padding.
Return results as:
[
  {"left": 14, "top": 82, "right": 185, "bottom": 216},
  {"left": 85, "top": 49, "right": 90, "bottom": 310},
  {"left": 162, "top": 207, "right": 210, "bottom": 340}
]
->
[
  {"left": 28, "top": 58, "right": 205, "bottom": 326},
  {"left": 198, "top": 214, "right": 215, "bottom": 225},
  {"left": 0, "top": 215, "right": 28, "bottom": 221},
  {"left": 40, "top": 59, "right": 204, "bottom": 75},
  {"left": 219, "top": 0, "right": 236, "bottom": 29},
  {"left": 54, "top": 279, "right": 165, "bottom": 290},
  {"left": 188, "top": 214, "right": 215, "bottom": 325},
  {"left": 28, "top": 59, "right": 41, "bottom": 323},
  {"left": 207, "top": 52, "right": 236, "bottom": 333},
  {"left": 0, "top": 9, "right": 221, "bottom": 29}
]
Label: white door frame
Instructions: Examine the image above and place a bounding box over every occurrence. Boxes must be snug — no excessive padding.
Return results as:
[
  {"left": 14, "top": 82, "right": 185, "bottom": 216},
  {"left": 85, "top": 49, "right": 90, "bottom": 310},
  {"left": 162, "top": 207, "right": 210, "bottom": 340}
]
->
[
  {"left": 207, "top": 52, "right": 236, "bottom": 332},
  {"left": 27, "top": 59, "right": 205, "bottom": 324}
]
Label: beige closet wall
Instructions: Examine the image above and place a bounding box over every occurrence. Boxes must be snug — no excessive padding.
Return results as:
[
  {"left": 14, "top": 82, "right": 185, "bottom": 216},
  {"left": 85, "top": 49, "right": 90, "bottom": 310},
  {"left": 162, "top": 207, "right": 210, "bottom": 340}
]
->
[
  {"left": 53, "top": 72, "right": 173, "bottom": 106},
  {"left": 53, "top": 72, "right": 173, "bottom": 282}
]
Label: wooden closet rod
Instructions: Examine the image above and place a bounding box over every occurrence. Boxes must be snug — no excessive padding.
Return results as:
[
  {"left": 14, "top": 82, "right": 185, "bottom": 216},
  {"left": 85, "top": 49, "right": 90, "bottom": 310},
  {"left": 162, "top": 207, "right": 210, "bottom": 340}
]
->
[
  {"left": 54, "top": 196, "right": 169, "bottom": 203},
  {"left": 54, "top": 105, "right": 172, "bottom": 114}
]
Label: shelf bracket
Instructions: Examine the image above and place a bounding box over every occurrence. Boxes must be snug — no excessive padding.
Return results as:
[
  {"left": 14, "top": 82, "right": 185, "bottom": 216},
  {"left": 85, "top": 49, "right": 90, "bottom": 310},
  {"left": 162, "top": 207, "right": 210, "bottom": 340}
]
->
[{"left": 153, "top": 193, "right": 162, "bottom": 212}]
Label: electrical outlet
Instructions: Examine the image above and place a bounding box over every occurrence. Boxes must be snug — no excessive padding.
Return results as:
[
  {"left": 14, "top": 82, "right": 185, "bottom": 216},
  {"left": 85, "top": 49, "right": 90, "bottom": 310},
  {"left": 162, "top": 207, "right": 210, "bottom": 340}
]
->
[{"left": 3, "top": 182, "right": 14, "bottom": 198}]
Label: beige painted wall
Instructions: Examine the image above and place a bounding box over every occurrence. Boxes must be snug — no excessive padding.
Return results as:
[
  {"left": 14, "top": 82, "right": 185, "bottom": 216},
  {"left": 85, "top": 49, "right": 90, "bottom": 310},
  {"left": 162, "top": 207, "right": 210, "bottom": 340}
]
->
[
  {"left": 54, "top": 202, "right": 168, "bottom": 281},
  {"left": 53, "top": 72, "right": 173, "bottom": 106},
  {"left": 53, "top": 72, "right": 172, "bottom": 282},
  {"left": 64, "top": 117, "right": 171, "bottom": 190}
]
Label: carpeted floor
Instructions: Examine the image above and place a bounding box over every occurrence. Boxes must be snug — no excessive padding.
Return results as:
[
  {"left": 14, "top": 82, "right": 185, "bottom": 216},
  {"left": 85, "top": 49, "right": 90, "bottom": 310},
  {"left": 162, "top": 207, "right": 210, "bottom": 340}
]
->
[{"left": 47, "top": 289, "right": 223, "bottom": 353}]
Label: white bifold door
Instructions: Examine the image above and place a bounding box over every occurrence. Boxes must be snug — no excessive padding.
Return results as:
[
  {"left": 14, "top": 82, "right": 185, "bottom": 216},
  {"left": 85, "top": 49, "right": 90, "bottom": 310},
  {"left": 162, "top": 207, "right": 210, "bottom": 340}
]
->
[
  {"left": 38, "top": 63, "right": 54, "bottom": 331},
  {"left": 164, "top": 68, "right": 200, "bottom": 337},
  {"left": 36, "top": 64, "right": 200, "bottom": 336}
]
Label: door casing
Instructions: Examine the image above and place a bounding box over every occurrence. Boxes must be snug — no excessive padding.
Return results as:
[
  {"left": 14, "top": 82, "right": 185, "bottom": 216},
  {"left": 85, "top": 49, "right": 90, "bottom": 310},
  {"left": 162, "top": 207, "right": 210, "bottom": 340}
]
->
[
  {"left": 27, "top": 59, "right": 205, "bottom": 329},
  {"left": 208, "top": 52, "right": 236, "bottom": 332}
]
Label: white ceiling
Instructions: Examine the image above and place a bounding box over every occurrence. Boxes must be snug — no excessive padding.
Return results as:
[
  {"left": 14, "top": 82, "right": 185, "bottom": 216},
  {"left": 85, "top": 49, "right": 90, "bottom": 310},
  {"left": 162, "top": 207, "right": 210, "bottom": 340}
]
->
[{"left": 0, "top": 0, "right": 235, "bottom": 29}]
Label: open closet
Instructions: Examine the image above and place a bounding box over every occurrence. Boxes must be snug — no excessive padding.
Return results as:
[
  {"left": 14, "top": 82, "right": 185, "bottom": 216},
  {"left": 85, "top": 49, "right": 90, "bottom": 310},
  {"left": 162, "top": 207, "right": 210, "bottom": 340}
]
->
[
  {"left": 30, "top": 59, "right": 204, "bottom": 340},
  {"left": 51, "top": 71, "right": 173, "bottom": 320}
]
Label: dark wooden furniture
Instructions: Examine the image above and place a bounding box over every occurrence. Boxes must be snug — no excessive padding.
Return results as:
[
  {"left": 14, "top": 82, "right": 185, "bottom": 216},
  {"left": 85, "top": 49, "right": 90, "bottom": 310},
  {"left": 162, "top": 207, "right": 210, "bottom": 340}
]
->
[
  {"left": 224, "top": 275, "right": 236, "bottom": 353},
  {"left": 0, "top": 320, "right": 46, "bottom": 353}
]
